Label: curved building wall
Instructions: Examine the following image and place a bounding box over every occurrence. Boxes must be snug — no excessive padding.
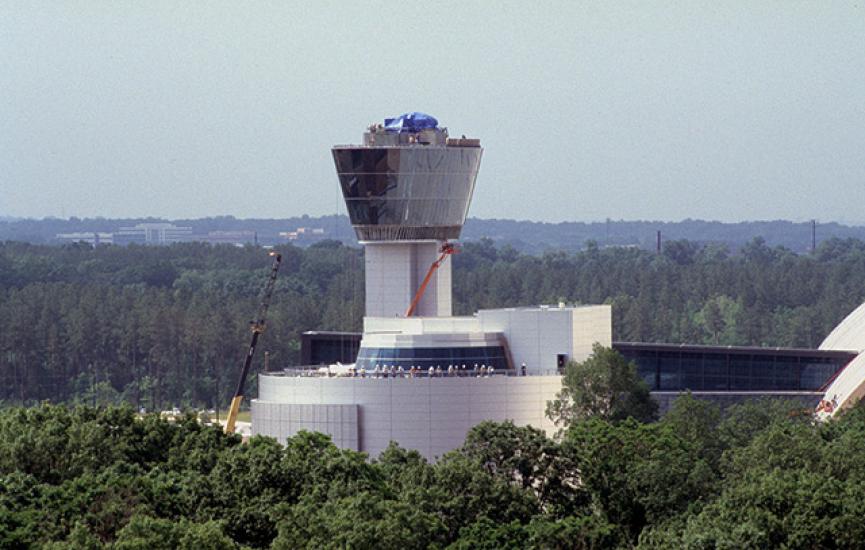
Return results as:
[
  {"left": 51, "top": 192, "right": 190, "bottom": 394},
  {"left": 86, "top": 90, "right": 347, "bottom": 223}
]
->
[
  {"left": 820, "top": 302, "right": 865, "bottom": 352},
  {"left": 817, "top": 353, "right": 865, "bottom": 418},
  {"left": 818, "top": 301, "right": 865, "bottom": 417},
  {"left": 252, "top": 374, "right": 561, "bottom": 460},
  {"left": 333, "top": 146, "right": 482, "bottom": 241}
]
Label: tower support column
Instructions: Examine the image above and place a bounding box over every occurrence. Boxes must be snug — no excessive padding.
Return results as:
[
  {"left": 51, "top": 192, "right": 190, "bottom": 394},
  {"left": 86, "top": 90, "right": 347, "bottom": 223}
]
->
[{"left": 363, "top": 241, "right": 452, "bottom": 318}]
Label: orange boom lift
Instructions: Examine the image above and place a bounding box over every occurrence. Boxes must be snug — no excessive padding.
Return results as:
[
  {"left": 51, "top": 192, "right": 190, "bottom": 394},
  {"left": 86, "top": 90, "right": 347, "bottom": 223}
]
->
[{"left": 404, "top": 242, "right": 457, "bottom": 317}]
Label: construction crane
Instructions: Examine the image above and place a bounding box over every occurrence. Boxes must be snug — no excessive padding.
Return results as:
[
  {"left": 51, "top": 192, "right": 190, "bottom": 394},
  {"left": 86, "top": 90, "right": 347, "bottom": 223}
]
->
[
  {"left": 225, "top": 251, "right": 282, "bottom": 434},
  {"left": 404, "top": 242, "right": 457, "bottom": 317}
]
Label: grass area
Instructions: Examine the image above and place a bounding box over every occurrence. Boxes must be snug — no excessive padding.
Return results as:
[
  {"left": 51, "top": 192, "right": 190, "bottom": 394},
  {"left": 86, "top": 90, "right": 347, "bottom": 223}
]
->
[{"left": 201, "top": 409, "right": 251, "bottom": 424}]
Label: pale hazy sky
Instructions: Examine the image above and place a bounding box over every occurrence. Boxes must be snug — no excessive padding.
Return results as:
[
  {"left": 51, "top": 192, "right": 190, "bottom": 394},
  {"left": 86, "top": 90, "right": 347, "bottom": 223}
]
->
[{"left": 2, "top": 2, "right": 864, "bottom": 223}]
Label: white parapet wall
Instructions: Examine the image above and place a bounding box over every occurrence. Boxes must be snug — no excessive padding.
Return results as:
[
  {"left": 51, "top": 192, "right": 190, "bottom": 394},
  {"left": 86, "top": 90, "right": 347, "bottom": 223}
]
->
[
  {"left": 364, "top": 315, "right": 481, "bottom": 335},
  {"left": 253, "top": 375, "right": 563, "bottom": 461},
  {"left": 477, "top": 305, "right": 612, "bottom": 374}
]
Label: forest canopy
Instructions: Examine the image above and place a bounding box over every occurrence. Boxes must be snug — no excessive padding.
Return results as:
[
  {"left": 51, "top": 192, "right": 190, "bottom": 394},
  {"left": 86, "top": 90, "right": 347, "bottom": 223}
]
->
[{"left": 1, "top": 396, "right": 864, "bottom": 548}]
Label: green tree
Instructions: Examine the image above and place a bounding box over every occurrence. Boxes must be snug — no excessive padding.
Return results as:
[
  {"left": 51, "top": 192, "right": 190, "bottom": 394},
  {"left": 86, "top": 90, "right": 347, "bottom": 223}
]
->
[
  {"left": 421, "top": 452, "right": 539, "bottom": 542},
  {"left": 42, "top": 522, "right": 104, "bottom": 550},
  {"left": 459, "top": 421, "right": 585, "bottom": 516},
  {"left": 660, "top": 393, "right": 724, "bottom": 467},
  {"left": 547, "top": 344, "right": 657, "bottom": 426},
  {"left": 449, "top": 518, "right": 529, "bottom": 550},
  {"left": 716, "top": 397, "right": 809, "bottom": 451},
  {"left": 114, "top": 515, "right": 236, "bottom": 550},
  {"left": 272, "top": 491, "right": 447, "bottom": 550},
  {"left": 566, "top": 418, "right": 716, "bottom": 543},
  {"left": 526, "top": 515, "right": 623, "bottom": 550}
]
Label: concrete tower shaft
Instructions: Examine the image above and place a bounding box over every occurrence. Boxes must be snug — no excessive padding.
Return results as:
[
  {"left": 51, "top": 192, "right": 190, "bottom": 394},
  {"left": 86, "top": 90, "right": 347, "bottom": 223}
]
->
[{"left": 363, "top": 241, "right": 452, "bottom": 317}]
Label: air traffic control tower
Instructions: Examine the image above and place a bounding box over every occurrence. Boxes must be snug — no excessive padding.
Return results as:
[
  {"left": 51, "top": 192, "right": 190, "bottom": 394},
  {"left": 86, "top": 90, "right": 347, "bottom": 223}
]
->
[
  {"left": 253, "top": 113, "right": 611, "bottom": 460},
  {"left": 332, "top": 112, "right": 482, "bottom": 317}
]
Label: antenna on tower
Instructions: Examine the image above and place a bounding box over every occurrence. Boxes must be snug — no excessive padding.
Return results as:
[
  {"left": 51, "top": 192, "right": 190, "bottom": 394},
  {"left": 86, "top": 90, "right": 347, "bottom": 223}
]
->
[{"left": 811, "top": 219, "right": 817, "bottom": 254}]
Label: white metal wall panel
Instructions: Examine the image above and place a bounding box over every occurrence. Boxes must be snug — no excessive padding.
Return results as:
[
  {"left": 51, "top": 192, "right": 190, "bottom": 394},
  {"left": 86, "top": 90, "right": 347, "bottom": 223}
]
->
[
  {"left": 251, "top": 401, "right": 359, "bottom": 451},
  {"left": 572, "top": 306, "right": 612, "bottom": 360},
  {"left": 253, "top": 375, "right": 564, "bottom": 461}
]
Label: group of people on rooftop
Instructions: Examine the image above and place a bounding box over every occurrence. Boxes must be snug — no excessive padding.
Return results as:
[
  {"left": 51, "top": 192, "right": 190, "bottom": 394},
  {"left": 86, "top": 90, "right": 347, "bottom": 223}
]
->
[
  {"left": 301, "top": 361, "right": 533, "bottom": 378},
  {"left": 348, "top": 363, "right": 497, "bottom": 378}
]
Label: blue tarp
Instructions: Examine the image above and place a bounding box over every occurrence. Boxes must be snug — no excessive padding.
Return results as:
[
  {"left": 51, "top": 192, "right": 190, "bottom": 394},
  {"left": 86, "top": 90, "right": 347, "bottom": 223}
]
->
[{"left": 383, "top": 112, "right": 438, "bottom": 133}]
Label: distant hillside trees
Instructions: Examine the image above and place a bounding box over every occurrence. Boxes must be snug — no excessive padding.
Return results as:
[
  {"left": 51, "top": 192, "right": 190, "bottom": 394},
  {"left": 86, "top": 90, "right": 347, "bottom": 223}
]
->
[{"left": 453, "top": 236, "right": 865, "bottom": 348}]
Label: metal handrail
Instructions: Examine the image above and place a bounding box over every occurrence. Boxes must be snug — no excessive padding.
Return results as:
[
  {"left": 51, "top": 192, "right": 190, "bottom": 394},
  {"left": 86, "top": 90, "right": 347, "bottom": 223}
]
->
[{"left": 264, "top": 367, "right": 564, "bottom": 379}]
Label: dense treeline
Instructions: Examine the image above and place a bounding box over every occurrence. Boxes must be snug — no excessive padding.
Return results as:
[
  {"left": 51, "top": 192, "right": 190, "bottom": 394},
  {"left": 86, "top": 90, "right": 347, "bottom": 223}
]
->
[
  {"left": 2, "top": 397, "right": 865, "bottom": 548},
  {"left": 0, "top": 241, "right": 364, "bottom": 408},
  {"left": 3, "top": 236, "right": 865, "bottom": 407},
  {"left": 455, "top": 237, "right": 865, "bottom": 347},
  {"left": 464, "top": 217, "right": 865, "bottom": 254}
]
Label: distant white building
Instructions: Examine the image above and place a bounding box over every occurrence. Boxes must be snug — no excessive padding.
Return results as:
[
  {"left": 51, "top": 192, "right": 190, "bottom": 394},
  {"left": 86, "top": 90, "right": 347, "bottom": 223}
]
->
[
  {"left": 114, "top": 223, "right": 192, "bottom": 245},
  {"left": 279, "top": 227, "right": 326, "bottom": 241}
]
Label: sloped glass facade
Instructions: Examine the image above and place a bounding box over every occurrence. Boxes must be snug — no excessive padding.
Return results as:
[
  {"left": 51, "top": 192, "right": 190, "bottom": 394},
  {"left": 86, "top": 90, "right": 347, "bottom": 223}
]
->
[{"left": 332, "top": 146, "right": 482, "bottom": 241}]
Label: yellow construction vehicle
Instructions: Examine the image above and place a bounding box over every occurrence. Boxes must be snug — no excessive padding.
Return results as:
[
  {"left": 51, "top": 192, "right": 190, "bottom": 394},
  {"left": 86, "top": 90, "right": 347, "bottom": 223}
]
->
[{"left": 225, "top": 251, "right": 282, "bottom": 434}]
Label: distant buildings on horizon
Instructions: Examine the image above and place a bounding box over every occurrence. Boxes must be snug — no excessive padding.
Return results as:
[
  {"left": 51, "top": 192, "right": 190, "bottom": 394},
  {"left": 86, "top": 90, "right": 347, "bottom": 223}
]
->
[
  {"left": 11, "top": 215, "right": 864, "bottom": 254},
  {"left": 55, "top": 222, "right": 329, "bottom": 247}
]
